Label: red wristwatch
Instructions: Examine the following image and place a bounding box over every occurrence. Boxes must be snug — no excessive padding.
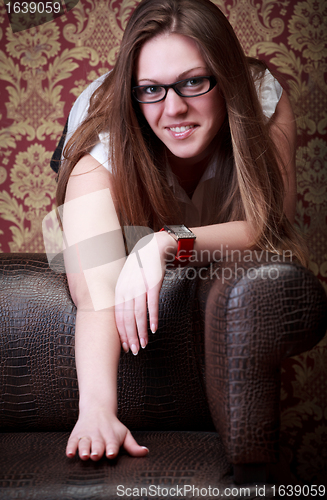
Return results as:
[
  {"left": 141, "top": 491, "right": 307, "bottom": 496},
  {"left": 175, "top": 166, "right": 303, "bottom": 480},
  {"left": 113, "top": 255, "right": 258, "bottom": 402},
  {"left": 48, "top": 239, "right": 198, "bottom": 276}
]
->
[{"left": 160, "top": 224, "right": 196, "bottom": 266}]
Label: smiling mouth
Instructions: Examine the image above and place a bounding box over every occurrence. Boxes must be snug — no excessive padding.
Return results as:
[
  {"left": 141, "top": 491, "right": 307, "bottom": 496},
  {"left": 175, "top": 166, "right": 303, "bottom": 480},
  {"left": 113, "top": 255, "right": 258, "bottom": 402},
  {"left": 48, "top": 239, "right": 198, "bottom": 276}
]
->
[{"left": 169, "top": 125, "right": 194, "bottom": 133}]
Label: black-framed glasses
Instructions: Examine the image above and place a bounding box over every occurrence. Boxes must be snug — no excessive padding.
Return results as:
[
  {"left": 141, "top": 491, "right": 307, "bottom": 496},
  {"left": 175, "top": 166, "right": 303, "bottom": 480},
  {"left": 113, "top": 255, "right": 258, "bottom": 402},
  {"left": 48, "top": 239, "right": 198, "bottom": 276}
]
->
[{"left": 132, "top": 76, "right": 217, "bottom": 103}]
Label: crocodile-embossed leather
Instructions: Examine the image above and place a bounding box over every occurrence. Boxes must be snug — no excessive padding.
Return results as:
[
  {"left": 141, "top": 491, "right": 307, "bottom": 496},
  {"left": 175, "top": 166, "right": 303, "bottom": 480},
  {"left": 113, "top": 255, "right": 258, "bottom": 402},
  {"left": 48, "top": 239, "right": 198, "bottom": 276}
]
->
[
  {"left": 203, "top": 259, "right": 327, "bottom": 465},
  {"left": 1, "top": 253, "right": 326, "bottom": 498},
  {"left": 0, "top": 431, "right": 283, "bottom": 500},
  {"left": 0, "top": 254, "right": 213, "bottom": 432}
]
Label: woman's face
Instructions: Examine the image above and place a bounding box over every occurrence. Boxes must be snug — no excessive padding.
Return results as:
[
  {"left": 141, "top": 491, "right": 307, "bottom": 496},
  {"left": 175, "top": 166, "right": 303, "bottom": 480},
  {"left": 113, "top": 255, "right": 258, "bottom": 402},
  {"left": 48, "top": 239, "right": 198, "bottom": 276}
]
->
[{"left": 135, "top": 33, "right": 226, "bottom": 166}]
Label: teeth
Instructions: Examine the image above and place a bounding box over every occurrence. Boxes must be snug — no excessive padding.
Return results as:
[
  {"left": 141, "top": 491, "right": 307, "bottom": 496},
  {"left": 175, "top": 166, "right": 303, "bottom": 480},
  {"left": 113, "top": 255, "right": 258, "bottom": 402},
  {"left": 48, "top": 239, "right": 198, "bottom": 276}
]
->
[{"left": 170, "top": 125, "right": 193, "bottom": 133}]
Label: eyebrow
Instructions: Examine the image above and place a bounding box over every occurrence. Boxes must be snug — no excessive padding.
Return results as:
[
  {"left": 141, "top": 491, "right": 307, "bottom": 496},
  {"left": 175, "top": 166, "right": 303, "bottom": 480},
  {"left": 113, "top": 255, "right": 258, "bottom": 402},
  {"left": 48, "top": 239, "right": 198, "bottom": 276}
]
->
[{"left": 137, "top": 66, "right": 208, "bottom": 84}]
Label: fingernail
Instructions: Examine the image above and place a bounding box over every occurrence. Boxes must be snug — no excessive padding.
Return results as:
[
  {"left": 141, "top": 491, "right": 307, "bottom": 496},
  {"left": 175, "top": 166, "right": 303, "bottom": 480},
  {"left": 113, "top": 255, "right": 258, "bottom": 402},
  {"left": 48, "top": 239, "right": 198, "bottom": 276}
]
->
[
  {"left": 131, "top": 344, "right": 138, "bottom": 355},
  {"left": 140, "top": 338, "right": 146, "bottom": 349},
  {"left": 107, "top": 450, "right": 115, "bottom": 457},
  {"left": 151, "top": 324, "right": 157, "bottom": 334},
  {"left": 122, "top": 342, "right": 129, "bottom": 353},
  {"left": 142, "top": 446, "right": 149, "bottom": 452},
  {"left": 91, "top": 452, "right": 98, "bottom": 457},
  {"left": 67, "top": 452, "right": 74, "bottom": 457},
  {"left": 81, "top": 452, "right": 88, "bottom": 458}
]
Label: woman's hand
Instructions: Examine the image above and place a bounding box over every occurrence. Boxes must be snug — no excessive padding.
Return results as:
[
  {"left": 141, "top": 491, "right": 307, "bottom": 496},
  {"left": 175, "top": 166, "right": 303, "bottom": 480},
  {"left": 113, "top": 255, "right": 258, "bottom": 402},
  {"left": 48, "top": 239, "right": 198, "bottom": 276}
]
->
[
  {"left": 115, "top": 231, "right": 177, "bottom": 355},
  {"left": 66, "top": 408, "right": 149, "bottom": 461}
]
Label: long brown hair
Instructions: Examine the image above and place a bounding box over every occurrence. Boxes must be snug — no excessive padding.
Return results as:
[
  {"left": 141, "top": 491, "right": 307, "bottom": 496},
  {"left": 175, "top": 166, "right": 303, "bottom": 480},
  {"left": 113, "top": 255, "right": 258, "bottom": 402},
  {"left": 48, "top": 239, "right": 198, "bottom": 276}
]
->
[{"left": 56, "top": 0, "right": 307, "bottom": 265}]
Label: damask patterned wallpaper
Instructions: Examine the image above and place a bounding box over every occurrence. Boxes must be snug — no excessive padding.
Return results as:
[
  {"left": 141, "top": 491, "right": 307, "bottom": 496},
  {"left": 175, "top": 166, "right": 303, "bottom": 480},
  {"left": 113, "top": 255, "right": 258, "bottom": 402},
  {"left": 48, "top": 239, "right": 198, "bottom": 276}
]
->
[{"left": 0, "top": 0, "right": 326, "bottom": 484}]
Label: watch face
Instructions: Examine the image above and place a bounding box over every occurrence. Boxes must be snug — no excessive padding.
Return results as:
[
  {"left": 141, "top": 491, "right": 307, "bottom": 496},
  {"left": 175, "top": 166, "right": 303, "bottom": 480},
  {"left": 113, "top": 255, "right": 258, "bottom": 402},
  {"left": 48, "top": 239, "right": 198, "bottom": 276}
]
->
[
  {"left": 169, "top": 225, "right": 191, "bottom": 234},
  {"left": 165, "top": 225, "right": 195, "bottom": 239}
]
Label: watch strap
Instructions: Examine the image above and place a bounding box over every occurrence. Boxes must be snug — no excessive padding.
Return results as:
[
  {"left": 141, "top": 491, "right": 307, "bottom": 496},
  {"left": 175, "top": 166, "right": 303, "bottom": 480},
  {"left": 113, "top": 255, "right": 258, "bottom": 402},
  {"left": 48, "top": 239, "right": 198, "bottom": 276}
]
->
[{"left": 160, "top": 225, "right": 196, "bottom": 266}]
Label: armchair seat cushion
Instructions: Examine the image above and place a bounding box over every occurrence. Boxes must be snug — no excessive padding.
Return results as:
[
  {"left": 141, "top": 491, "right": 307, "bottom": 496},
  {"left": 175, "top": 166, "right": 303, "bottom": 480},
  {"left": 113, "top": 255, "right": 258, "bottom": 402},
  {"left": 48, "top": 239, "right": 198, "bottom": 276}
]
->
[{"left": 0, "top": 430, "right": 280, "bottom": 499}]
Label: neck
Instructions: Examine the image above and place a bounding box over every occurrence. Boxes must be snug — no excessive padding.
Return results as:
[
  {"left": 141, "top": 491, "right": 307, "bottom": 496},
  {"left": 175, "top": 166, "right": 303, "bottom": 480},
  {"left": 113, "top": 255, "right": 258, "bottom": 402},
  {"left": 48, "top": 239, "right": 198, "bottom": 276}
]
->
[{"left": 167, "top": 149, "right": 214, "bottom": 197}]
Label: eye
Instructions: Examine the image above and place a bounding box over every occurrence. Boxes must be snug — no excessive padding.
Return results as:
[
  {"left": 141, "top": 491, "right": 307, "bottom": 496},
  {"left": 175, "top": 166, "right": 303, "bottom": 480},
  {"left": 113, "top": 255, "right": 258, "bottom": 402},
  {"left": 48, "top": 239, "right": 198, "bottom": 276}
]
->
[
  {"left": 184, "top": 77, "right": 205, "bottom": 87},
  {"left": 178, "top": 77, "right": 209, "bottom": 95},
  {"left": 142, "top": 85, "right": 163, "bottom": 95}
]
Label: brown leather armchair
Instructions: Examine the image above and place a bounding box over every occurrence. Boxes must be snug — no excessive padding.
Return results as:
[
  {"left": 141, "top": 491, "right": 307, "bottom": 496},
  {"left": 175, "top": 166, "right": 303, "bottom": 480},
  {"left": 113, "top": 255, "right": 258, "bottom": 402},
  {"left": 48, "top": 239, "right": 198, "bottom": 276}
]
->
[{"left": 0, "top": 253, "right": 326, "bottom": 499}]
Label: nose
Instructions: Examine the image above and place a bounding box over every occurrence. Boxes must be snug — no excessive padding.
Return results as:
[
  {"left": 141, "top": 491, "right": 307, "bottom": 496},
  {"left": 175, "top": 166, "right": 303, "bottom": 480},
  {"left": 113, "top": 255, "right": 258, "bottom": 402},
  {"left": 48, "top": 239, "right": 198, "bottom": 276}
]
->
[{"left": 164, "top": 88, "right": 188, "bottom": 116}]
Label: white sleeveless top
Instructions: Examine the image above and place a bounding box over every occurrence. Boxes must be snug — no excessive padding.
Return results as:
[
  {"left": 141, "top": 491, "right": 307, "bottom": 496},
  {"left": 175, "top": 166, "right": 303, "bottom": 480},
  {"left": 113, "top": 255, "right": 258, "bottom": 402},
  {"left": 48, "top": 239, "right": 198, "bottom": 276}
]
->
[{"left": 64, "top": 70, "right": 283, "bottom": 226}]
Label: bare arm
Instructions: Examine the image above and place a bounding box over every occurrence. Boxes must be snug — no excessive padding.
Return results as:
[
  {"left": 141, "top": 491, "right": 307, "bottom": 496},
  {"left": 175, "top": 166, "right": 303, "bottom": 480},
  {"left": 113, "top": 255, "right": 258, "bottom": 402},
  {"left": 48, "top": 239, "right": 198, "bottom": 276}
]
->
[
  {"left": 119, "top": 221, "right": 254, "bottom": 355},
  {"left": 62, "top": 154, "right": 148, "bottom": 461}
]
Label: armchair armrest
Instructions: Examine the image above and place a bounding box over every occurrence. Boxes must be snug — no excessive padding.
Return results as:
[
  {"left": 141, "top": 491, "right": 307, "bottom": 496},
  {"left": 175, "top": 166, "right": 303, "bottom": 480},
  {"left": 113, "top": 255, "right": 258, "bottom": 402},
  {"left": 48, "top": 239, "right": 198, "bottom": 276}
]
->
[{"left": 202, "top": 257, "right": 327, "bottom": 481}]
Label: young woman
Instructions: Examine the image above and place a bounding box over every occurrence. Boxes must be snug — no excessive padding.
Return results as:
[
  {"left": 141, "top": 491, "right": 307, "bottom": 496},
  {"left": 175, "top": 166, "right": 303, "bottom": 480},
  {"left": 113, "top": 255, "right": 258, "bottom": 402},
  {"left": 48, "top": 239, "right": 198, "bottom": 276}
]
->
[{"left": 56, "top": 0, "right": 306, "bottom": 461}]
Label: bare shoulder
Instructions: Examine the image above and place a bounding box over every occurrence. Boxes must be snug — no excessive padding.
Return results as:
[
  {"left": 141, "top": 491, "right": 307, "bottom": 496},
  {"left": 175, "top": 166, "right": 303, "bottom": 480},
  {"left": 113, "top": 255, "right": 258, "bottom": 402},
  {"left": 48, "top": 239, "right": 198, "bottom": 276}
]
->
[
  {"left": 65, "top": 154, "right": 113, "bottom": 203},
  {"left": 270, "top": 89, "right": 297, "bottom": 158},
  {"left": 270, "top": 90, "right": 297, "bottom": 223},
  {"left": 271, "top": 90, "right": 296, "bottom": 142}
]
